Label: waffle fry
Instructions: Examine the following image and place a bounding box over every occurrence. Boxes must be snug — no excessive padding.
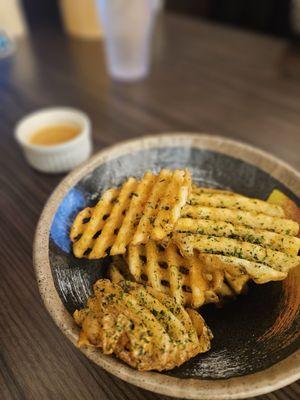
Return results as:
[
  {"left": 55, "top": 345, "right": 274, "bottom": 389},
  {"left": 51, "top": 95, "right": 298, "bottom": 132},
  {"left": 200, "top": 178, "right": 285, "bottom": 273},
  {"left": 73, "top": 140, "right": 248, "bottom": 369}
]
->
[
  {"left": 110, "top": 255, "right": 241, "bottom": 306},
  {"left": 181, "top": 205, "right": 299, "bottom": 236},
  {"left": 190, "top": 188, "right": 284, "bottom": 217},
  {"left": 151, "top": 169, "right": 191, "bottom": 241},
  {"left": 110, "top": 171, "right": 156, "bottom": 255},
  {"left": 119, "top": 242, "right": 247, "bottom": 308},
  {"left": 89, "top": 178, "right": 138, "bottom": 259},
  {"left": 70, "top": 188, "right": 120, "bottom": 258},
  {"left": 112, "top": 239, "right": 287, "bottom": 304},
  {"left": 174, "top": 187, "right": 300, "bottom": 281},
  {"left": 175, "top": 218, "right": 300, "bottom": 256},
  {"left": 174, "top": 233, "right": 300, "bottom": 271},
  {"left": 70, "top": 169, "right": 191, "bottom": 259},
  {"left": 198, "top": 254, "right": 287, "bottom": 284},
  {"left": 132, "top": 169, "right": 191, "bottom": 244},
  {"left": 74, "top": 279, "right": 212, "bottom": 371},
  {"left": 70, "top": 207, "right": 93, "bottom": 243}
]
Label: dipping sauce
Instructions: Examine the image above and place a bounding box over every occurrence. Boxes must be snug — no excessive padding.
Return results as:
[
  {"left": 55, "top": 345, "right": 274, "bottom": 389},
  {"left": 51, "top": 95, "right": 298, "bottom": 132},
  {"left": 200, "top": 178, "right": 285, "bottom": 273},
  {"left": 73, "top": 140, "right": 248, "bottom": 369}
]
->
[{"left": 29, "top": 124, "right": 81, "bottom": 146}]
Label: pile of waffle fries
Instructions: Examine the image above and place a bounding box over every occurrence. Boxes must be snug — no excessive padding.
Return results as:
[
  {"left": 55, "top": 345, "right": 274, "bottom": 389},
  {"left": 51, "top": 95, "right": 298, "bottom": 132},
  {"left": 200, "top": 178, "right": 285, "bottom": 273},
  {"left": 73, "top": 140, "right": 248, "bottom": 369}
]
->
[{"left": 71, "top": 169, "right": 300, "bottom": 370}]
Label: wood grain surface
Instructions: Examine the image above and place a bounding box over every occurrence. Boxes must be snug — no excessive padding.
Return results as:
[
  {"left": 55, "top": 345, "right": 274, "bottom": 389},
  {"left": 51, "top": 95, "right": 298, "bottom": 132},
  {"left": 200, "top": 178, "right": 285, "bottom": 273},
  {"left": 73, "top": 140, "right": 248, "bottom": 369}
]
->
[{"left": 0, "top": 13, "right": 299, "bottom": 400}]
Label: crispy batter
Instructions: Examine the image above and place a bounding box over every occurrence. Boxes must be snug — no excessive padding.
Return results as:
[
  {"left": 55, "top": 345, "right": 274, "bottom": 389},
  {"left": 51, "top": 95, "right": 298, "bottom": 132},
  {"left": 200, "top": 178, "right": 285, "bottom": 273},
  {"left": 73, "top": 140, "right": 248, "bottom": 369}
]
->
[
  {"left": 115, "top": 242, "right": 248, "bottom": 308},
  {"left": 70, "top": 169, "right": 191, "bottom": 259},
  {"left": 74, "top": 279, "right": 212, "bottom": 371}
]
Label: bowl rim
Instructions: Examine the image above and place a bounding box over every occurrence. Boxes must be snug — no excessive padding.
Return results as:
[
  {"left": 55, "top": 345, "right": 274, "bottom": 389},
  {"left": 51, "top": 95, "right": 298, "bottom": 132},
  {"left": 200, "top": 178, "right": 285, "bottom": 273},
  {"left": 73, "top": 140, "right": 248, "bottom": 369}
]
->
[{"left": 33, "top": 133, "right": 300, "bottom": 400}]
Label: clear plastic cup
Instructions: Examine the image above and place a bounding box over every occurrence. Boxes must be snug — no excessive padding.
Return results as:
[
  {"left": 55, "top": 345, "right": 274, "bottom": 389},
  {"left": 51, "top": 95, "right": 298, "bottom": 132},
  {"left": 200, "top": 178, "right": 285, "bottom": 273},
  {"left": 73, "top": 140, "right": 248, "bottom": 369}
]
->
[{"left": 96, "top": 0, "right": 156, "bottom": 81}]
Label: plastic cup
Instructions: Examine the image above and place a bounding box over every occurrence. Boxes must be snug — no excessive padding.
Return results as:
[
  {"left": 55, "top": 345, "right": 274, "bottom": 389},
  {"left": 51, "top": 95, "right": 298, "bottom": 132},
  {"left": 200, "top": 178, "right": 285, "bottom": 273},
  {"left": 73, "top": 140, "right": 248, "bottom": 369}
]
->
[{"left": 96, "top": 0, "right": 156, "bottom": 81}]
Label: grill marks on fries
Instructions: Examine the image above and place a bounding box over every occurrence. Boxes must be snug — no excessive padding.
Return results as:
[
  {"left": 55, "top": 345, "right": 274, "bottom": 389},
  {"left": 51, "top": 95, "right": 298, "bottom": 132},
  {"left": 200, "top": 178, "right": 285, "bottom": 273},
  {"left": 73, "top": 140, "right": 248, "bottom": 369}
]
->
[
  {"left": 74, "top": 279, "right": 211, "bottom": 371},
  {"left": 70, "top": 169, "right": 191, "bottom": 259},
  {"left": 190, "top": 189, "right": 284, "bottom": 217},
  {"left": 124, "top": 242, "right": 248, "bottom": 308}
]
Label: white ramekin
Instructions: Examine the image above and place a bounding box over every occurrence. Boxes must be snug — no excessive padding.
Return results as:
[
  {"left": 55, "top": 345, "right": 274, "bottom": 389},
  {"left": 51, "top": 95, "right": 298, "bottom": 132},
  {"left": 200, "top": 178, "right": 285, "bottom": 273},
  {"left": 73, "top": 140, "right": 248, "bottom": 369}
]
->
[{"left": 15, "top": 107, "right": 92, "bottom": 173}]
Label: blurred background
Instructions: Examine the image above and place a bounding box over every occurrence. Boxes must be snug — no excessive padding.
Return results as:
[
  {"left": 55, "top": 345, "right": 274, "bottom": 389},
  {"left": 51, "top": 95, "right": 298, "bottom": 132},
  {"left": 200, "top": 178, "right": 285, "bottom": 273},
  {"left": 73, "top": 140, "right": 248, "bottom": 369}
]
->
[
  {"left": 2, "top": 0, "right": 300, "bottom": 83},
  {"left": 2, "top": 0, "right": 300, "bottom": 166},
  {"left": 2, "top": 0, "right": 300, "bottom": 38}
]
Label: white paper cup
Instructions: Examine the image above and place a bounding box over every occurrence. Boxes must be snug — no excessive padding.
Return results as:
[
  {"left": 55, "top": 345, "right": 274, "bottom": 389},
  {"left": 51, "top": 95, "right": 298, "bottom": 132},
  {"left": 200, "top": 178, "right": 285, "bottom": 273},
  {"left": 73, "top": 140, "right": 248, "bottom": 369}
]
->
[{"left": 15, "top": 107, "right": 92, "bottom": 173}]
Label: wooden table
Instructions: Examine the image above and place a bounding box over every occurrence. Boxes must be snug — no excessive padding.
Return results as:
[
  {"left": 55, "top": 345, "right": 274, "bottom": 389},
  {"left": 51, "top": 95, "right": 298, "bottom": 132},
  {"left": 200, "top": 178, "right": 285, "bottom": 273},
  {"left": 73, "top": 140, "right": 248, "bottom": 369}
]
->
[{"left": 1, "top": 13, "right": 299, "bottom": 400}]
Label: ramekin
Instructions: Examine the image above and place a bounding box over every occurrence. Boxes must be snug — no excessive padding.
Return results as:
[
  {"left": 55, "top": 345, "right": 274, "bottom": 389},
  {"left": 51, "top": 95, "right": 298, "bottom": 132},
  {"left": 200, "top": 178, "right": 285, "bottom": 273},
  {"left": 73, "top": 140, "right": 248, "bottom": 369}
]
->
[{"left": 15, "top": 107, "right": 92, "bottom": 173}]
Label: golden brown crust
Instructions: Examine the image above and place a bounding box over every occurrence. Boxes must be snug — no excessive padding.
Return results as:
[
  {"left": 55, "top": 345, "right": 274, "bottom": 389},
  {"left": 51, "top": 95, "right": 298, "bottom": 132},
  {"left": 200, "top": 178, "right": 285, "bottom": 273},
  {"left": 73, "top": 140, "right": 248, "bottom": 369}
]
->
[
  {"left": 110, "top": 245, "right": 247, "bottom": 308},
  {"left": 74, "top": 279, "right": 211, "bottom": 371},
  {"left": 70, "top": 170, "right": 191, "bottom": 259}
]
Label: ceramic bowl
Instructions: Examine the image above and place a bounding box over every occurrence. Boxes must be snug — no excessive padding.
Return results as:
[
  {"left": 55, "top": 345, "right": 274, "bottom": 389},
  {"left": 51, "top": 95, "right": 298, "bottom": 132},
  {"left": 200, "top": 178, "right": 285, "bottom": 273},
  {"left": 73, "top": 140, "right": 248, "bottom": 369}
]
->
[
  {"left": 33, "top": 134, "right": 300, "bottom": 399},
  {"left": 15, "top": 107, "right": 92, "bottom": 173}
]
